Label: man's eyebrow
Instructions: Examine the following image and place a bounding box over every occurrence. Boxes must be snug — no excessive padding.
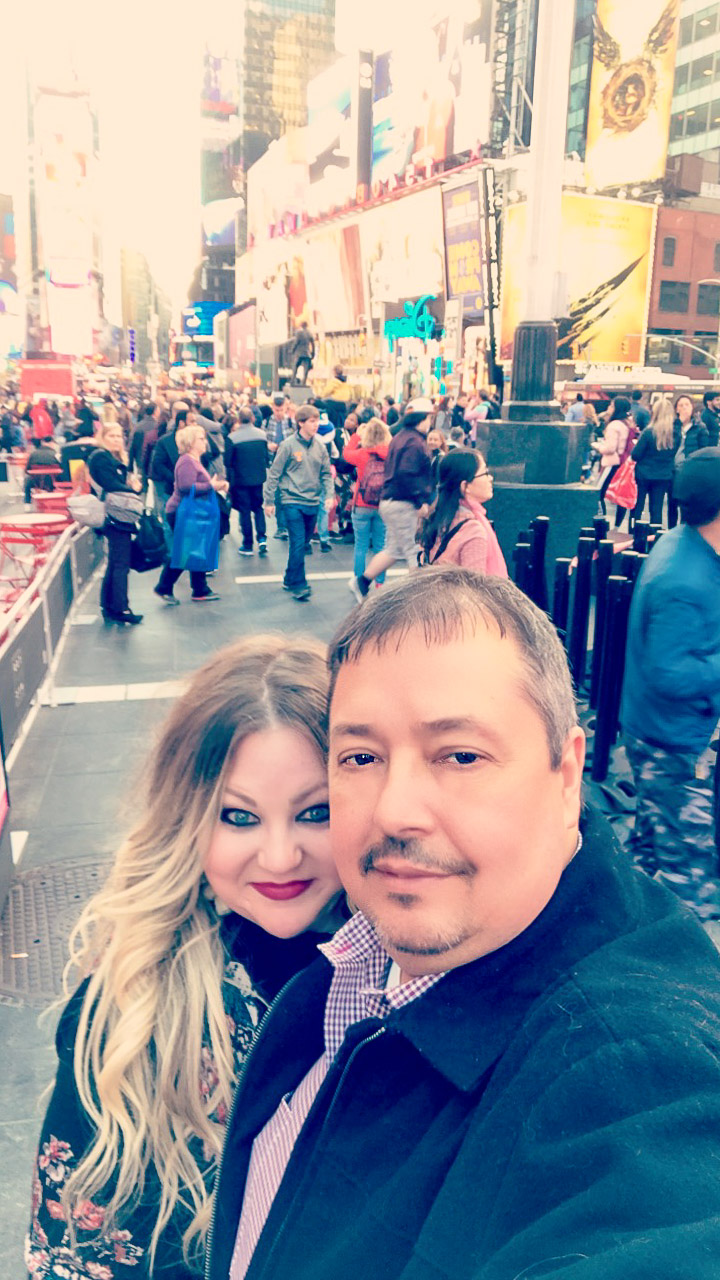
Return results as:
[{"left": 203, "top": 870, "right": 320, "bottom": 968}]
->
[
  {"left": 330, "top": 717, "right": 504, "bottom": 742},
  {"left": 330, "top": 723, "right": 374, "bottom": 739}
]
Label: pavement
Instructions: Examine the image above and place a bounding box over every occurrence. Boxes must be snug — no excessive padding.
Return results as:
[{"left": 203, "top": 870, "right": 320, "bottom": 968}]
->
[{"left": 0, "top": 521, "right": 361, "bottom": 1278}]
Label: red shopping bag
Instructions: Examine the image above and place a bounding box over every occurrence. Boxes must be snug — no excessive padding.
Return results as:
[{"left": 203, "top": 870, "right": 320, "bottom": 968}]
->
[{"left": 606, "top": 457, "right": 638, "bottom": 510}]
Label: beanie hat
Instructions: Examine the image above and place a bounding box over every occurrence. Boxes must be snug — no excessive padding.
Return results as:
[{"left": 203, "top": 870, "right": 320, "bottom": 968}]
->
[{"left": 673, "top": 446, "right": 720, "bottom": 527}]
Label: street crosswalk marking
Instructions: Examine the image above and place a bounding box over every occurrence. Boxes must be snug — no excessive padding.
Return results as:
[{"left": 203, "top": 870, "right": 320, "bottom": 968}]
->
[{"left": 234, "top": 569, "right": 407, "bottom": 585}]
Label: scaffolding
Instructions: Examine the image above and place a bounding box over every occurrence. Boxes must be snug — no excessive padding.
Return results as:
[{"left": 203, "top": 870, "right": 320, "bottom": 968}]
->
[{"left": 489, "top": 0, "right": 538, "bottom": 157}]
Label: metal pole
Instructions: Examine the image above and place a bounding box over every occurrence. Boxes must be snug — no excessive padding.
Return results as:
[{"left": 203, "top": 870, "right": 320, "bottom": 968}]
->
[
  {"left": 589, "top": 539, "right": 615, "bottom": 709},
  {"left": 568, "top": 537, "right": 595, "bottom": 690},
  {"left": 552, "top": 557, "right": 572, "bottom": 639}
]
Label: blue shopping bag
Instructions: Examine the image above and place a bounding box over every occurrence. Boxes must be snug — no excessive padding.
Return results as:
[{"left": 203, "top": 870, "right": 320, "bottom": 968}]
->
[{"left": 171, "top": 486, "right": 220, "bottom": 572}]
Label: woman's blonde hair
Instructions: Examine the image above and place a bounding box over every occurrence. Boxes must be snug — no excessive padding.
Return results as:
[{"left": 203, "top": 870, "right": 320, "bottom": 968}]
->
[
  {"left": 63, "top": 635, "right": 330, "bottom": 1268},
  {"left": 583, "top": 402, "right": 600, "bottom": 428},
  {"left": 176, "top": 424, "right": 206, "bottom": 455},
  {"left": 650, "top": 396, "right": 675, "bottom": 450},
  {"left": 96, "top": 418, "right": 127, "bottom": 462},
  {"left": 359, "top": 417, "right": 390, "bottom": 448}
]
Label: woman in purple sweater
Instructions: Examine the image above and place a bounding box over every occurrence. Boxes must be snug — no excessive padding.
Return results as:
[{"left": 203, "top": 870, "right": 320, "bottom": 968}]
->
[{"left": 155, "top": 424, "right": 227, "bottom": 603}]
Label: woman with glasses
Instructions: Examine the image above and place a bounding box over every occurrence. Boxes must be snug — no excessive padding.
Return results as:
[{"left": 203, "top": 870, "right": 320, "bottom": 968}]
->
[{"left": 420, "top": 449, "right": 507, "bottom": 575}]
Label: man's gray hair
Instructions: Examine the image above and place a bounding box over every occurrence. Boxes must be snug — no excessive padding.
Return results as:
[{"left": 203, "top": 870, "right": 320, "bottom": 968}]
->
[{"left": 328, "top": 567, "right": 578, "bottom": 770}]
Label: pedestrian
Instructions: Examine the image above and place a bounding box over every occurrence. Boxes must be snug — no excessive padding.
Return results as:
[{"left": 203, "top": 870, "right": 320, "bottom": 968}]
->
[
  {"left": 426, "top": 426, "right": 449, "bottom": 496},
  {"left": 343, "top": 416, "right": 391, "bottom": 590},
  {"left": 290, "top": 322, "right": 315, "bottom": 385},
  {"left": 630, "top": 388, "right": 651, "bottom": 430},
  {"left": 631, "top": 396, "right": 680, "bottom": 526},
  {"left": 622, "top": 446, "right": 720, "bottom": 920},
  {"left": 350, "top": 397, "right": 433, "bottom": 601},
  {"left": 128, "top": 402, "right": 157, "bottom": 486},
  {"left": 592, "top": 395, "right": 632, "bottom": 515},
  {"left": 225, "top": 408, "right": 270, "bottom": 558},
  {"left": 206, "top": 570, "right": 720, "bottom": 1280},
  {"left": 263, "top": 404, "right": 333, "bottom": 602},
  {"left": 23, "top": 436, "right": 59, "bottom": 504},
  {"left": 701, "top": 388, "right": 720, "bottom": 447},
  {"left": 432, "top": 394, "right": 453, "bottom": 436},
  {"left": 419, "top": 449, "right": 507, "bottom": 574},
  {"left": 565, "top": 393, "right": 585, "bottom": 423},
  {"left": 154, "top": 424, "right": 226, "bottom": 604},
  {"left": 26, "top": 636, "right": 347, "bottom": 1280},
  {"left": 88, "top": 415, "right": 143, "bottom": 625},
  {"left": 668, "top": 394, "right": 707, "bottom": 528}
]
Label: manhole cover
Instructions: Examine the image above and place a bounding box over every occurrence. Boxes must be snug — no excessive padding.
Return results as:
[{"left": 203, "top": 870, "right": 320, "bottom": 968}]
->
[{"left": 0, "top": 860, "right": 109, "bottom": 1005}]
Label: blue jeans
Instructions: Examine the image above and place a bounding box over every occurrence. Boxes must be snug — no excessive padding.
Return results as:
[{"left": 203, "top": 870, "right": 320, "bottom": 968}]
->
[
  {"left": 317, "top": 503, "right": 329, "bottom": 542},
  {"left": 352, "top": 507, "right": 386, "bottom": 581},
  {"left": 284, "top": 504, "right": 318, "bottom": 588}
]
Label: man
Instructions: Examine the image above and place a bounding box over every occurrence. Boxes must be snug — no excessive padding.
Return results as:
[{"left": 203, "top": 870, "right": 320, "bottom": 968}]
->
[
  {"left": 621, "top": 446, "right": 720, "bottom": 920},
  {"left": 564, "top": 392, "right": 585, "bottom": 423},
  {"left": 207, "top": 569, "right": 720, "bottom": 1280},
  {"left": 128, "top": 402, "right": 157, "bottom": 485},
  {"left": 630, "top": 388, "right": 650, "bottom": 430},
  {"left": 266, "top": 393, "right": 294, "bottom": 539},
  {"left": 291, "top": 321, "right": 315, "bottom": 385},
  {"left": 225, "top": 408, "right": 270, "bottom": 557},
  {"left": 59, "top": 420, "right": 96, "bottom": 483},
  {"left": 701, "top": 389, "right": 720, "bottom": 447},
  {"left": 24, "top": 435, "right": 59, "bottom": 503},
  {"left": 351, "top": 397, "right": 432, "bottom": 601},
  {"left": 263, "top": 403, "right": 332, "bottom": 602}
]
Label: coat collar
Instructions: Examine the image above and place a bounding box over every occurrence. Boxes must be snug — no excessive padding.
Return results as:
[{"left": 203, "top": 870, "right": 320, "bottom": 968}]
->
[{"left": 385, "top": 807, "right": 648, "bottom": 1093}]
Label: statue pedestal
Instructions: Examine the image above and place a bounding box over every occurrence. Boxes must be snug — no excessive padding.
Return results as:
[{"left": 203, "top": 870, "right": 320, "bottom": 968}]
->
[
  {"left": 486, "top": 482, "right": 601, "bottom": 595},
  {"left": 485, "top": 419, "right": 590, "bottom": 486}
]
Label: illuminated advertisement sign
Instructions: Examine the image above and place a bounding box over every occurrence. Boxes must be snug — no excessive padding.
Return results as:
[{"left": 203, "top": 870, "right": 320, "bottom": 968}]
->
[
  {"left": 228, "top": 305, "right": 257, "bottom": 374},
  {"left": 442, "top": 180, "right": 483, "bottom": 303},
  {"left": 360, "top": 186, "right": 445, "bottom": 315},
  {"left": 371, "top": 1, "right": 492, "bottom": 184},
  {"left": 585, "top": 0, "right": 680, "bottom": 190},
  {"left": 306, "top": 50, "right": 372, "bottom": 217},
  {"left": 246, "top": 132, "right": 309, "bottom": 245},
  {"left": 500, "top": 193, "right": 656, "bottom": 363},
  {"left": 384, "top": 295, "right": 443, "bottom": 350},
  {"left": 183, "top": 302, "right": 230, "bottom": 337},
  {"left": 0, "top": 194, "right": 21, "bottom": 358}
]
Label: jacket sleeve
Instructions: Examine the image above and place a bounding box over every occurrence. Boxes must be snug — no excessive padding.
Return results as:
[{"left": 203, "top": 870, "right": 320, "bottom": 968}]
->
[
  {"left": 639, "top": 586, "right": 720, "bottom": 703},
  {"left": 631, "top": 428, "right": 650, "bottom": 462},
  {"left": 476, "top": 1028, "right": 720, "bottom": 1279},
  {"left": 176, "top": 455, "right": 212, "bottom": 496},
  {"left": 456, "top": 528, "right": 489, "bottom": 573},
  {"left": 149, "top": 438, "right": 175, "bottom": 493},
  {"left": 263, "top": 439, "right": 290, "bottom": 505},
  {"left": 594, "top": 423, "right": 619, "bottom": 457},
  {"left": 343, "top": 434, "right": 365, "bottom": 468},
  {"left": 88, "top": 450, "right": 133, "bottom": 494},
  {"left": 319, "top": 444, "right": 334, "bottom": 502}
]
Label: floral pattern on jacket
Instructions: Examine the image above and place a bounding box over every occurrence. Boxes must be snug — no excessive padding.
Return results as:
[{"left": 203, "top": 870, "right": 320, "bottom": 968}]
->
[{"left": 25, "top": 961, "right": 267, "bottom": 1280}]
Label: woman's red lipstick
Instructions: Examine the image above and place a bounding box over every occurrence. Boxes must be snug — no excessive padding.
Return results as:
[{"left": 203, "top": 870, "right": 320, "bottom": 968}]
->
[{"left": 250, "top": 880, "right": 313, "bottom": 901}]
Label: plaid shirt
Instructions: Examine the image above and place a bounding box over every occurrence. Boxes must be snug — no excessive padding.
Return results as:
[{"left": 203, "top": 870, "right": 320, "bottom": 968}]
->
[{"left": 230, "top": 912, "right": 445, "bottom": 1279}]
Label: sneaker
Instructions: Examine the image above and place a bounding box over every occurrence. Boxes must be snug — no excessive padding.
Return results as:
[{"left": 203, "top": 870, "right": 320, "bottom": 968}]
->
[
  {"left": 348, "top": 576, "right": 369, "bottom": 604},
  {"left": 192, "top": 591, "right": 220, "bottom": 602},
  {"left": 258, "top": 541, "right": 268, "bottom": 557},
  {"left": 292, "top": 585, "right": 312, "bottom": 601},
  {"left": 153, "top": 587, "right": 180, "bottom": 605},
  {"left": 113, "top": 609, "right": 143, "bottom": 625},
  {"left": 274, "top": 530, "right": 288, "bottom": 541},
  {"left": 238, "top": 547, "right": 254, "bottom": 556},
  {"left": 320, "top": 540, "right": 331, "bottom": 553}
]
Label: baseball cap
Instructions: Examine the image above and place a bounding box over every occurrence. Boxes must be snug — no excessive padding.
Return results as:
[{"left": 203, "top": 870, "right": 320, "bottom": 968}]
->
[
  {"left": 404, "top": 397, "right": 434, "bottom": 416},
  {"left": 272, "top": 392, "right": 286, "bottom": 406},
  {"left": 673, "top": 447, "right": 720, "bottom": 526}
]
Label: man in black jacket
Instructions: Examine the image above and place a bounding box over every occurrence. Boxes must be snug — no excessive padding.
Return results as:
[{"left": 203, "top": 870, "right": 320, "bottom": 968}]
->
[
  {"left": 351, "top": 397, "right": 432, "bottom": 601},
  {"left": 701, "top": 389, "right": 720, "bottom": 447},
  {"left": 207, "top": 569, "right": 720, "bottom": 1280},
  {"left": 225, "top": 408, "right": 270, "bottom": 556}
]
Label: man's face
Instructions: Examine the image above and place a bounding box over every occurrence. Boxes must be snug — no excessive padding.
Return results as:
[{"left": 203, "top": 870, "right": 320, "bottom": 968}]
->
[
  {"left": 298, "top": 412, "right": 320, "bottom": 440},
  {"left": 712, "top": 396, "right": 720, "bottom": 413},
  {"left": 329, "top": 627, "right": 584, "bottom": 976}
]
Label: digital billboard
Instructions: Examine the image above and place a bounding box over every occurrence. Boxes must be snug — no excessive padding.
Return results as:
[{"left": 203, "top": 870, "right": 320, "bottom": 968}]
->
[
  {"left": 360, "top": 186, "right": 445, "bottom": 316},
  {"left": 371, "top": 1, "right": 492, "bottom": 185},
  {"left": 183, "top": 301, "right": 230, "bottom": 337},
  {"left": 246, "top": 132, "right": 309, "bottom": 245},
  {"left": 442, "top": 181, "right": 483, "bottom": 303},
  {"left": 500, "top": 194, "right": 656, "bottom": 364},
  {"left": 585, "top": 0, "right": 680, "bottom": 191},
  {"left": 306, "top": 50, "right": 373, "bottom": 217}
]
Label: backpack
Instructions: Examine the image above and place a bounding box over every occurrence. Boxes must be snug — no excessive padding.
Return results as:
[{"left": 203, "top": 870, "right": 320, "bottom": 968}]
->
[
  {"left": 130, "top": 509, "right": 166, "bottom": 572},
  {"left": 356, "top": 452, "right": 385, "bottom": 507},
  {"left": 418, "top": 519, "right": 470, "bottom": 567}
]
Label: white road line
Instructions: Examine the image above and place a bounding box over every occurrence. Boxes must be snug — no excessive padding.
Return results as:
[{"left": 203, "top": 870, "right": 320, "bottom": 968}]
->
[
  {"left": 50, "top": 680, "right": 186, "bottom": 705},
  {"left": 234, "top": 568, "right": 408, "bottom": 585}
]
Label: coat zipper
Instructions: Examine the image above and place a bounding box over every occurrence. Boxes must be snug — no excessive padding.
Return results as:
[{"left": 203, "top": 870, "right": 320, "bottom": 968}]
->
[
  {"left": 253, "top": 1026, "right": 387, "bottom": 1280},
  {"left": 203, "top": 967, "right": 312, "bottom": 1280}
]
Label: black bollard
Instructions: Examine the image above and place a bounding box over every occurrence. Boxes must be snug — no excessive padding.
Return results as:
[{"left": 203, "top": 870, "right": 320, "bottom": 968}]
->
[
  {"left": 619, "top": 549, "right": 643, "bottom": 583},
  {"left": 529, "top": 515, "right": 550, "bottom": 611},
  {"left": 592, "top": 575, "right": 633, "bottom": 782},
  {"left": 589, "top": 538, "right": 615, "bottom": 709},
  {"left": 580, "top": 527, "right": 595, "bottom": 541},
  {"left": 552, "top": 557, "right": 572, "bottom": 639},
  {"left": 632, "top": 521, "right": 650, "bottom": 553},
  {"left": 593, "top": 514, "right": 609, "bottom": 544},
  {"left": 512, "top": 541, "right": 533, "bottom": 595},
  {"left": 568, "top": 537, "right": 595, "bottom": 690}
]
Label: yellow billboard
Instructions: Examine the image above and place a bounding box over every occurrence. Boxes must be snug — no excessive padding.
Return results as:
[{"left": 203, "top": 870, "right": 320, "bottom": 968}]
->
[
  {"left": 500, "top": 193, "right": 656, "bottom": 364},
  {"left": 585, "top": 0, "right": 680, "bottom": 191}
]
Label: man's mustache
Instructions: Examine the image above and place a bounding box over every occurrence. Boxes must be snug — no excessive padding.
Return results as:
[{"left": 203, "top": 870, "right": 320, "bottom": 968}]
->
[{"left": 360, "top": 838, "right": 475, "bottom": 878}]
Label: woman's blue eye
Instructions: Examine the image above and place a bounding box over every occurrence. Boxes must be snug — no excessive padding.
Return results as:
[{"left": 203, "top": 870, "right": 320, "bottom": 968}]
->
[
  {"left": 297, "top": 803, "right": 330, "bottom": 824},
  {"left": 220, "top": 807, "right": 259, "bottom": 827}
]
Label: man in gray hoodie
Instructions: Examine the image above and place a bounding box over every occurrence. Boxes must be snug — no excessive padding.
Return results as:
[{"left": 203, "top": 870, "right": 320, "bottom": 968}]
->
[{"left": 264, "top": 404, "right": 333, "bottom": 601}]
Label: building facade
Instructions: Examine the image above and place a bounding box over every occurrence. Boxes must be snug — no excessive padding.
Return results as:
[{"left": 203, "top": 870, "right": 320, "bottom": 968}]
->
[{"left": 669, "top": 0, "right": 720, "bottom": 160}]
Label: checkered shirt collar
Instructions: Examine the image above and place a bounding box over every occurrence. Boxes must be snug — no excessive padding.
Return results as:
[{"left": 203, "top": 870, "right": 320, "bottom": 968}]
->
[{"left": 318, "top": 912, "right": 445, "bottom": 1062}]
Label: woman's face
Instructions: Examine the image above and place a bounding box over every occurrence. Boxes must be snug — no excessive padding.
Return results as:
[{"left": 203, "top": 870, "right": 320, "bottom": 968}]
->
[
  {"left": 204, "top": 726, "right": 341, "bottom": 938},
  {"left": 190, "top": 430, "right": 207, "bottom": 458},
  {"left": 103, "top": 424, "right": 124, "bottom": 453},
  {"left": 427, "top": 430, "right": 443, "bottom": 452},
  {"left": 676, "top": 396, "right": 694, "bottom": 424},
  {"left": 462, "top": 459, "right": 494, "bottom": 505}
]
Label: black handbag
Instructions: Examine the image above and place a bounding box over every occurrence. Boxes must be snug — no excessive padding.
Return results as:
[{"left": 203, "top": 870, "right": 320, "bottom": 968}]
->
[{"left": 131, "top": 509, "right": 166, "bottom": 572}]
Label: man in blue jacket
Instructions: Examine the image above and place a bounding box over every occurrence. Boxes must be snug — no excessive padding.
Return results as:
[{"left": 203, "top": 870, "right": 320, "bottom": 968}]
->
[
  {"left": 622, "top": 446, "right": 720, "bottom": 920},
  {"left": 207, "top": 570, "right": 720, "bottom": 1280}
]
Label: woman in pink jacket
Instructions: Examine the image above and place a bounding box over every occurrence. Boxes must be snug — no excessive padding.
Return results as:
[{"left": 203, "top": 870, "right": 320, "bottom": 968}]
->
[{"left": 420, "top": 449, "right": 508, "bottom": 576}]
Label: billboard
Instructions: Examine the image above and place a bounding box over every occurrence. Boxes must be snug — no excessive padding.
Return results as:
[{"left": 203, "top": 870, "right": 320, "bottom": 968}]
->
[
  {"left": 360, "top": 186, "right": 445, "bottom": 316},
  {"left": 0, "top": 194, "right": 21, "bottom": 358},
  {"left": 182, "top": 301, "right": 230, "bottom": 337},
  {"left": 500, "top": 194, "right": 656, "bottom": 363},
  {"left": 306, "top": 51, "right": 373, "bottom": 217},
  {"left": 246, "top": 132, "right": 309, "bottom": 245},
  {"left": 442, "top": 181, "right": 483, "bottom": 304},
  {"left": 585, "top": 0, "right": 680, "bottom": 190},
  {"left": 228, "top": 305, "right": 257, "bottom": 375},
  {"left": 371, "top": 2, "right": 492, "bottom": 185}
]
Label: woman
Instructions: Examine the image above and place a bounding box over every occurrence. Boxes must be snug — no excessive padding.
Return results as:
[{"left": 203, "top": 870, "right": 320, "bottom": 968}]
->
[
  {"left": 420, "top": 449, "right": 508, "bottom": 576},
  {"left": 631, "top": 397, "right": 680, "bottom": 526},
  {"left": 592, "top": 396, "right": 632, "bottom": 516},
  {"left": 26, "top": 636, "right": 347, "bottom": 1280},
  {"left": 343, "top": 416, "right": 390, "bottom": 589},
  {"left": 154, "top": 424, "right": 226, "bottom": 605},
  {"left": 426, "top": 427, "right": 449, "bottom": 496},
  {"left": 88, "top": 413, "right": 143, "bottom": 625},
  {"left": 432, "top": 395, "right": 452, "bottom": 438},
  {"left": 667, "top": 394, "right": 707, "bottom": 528}
]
